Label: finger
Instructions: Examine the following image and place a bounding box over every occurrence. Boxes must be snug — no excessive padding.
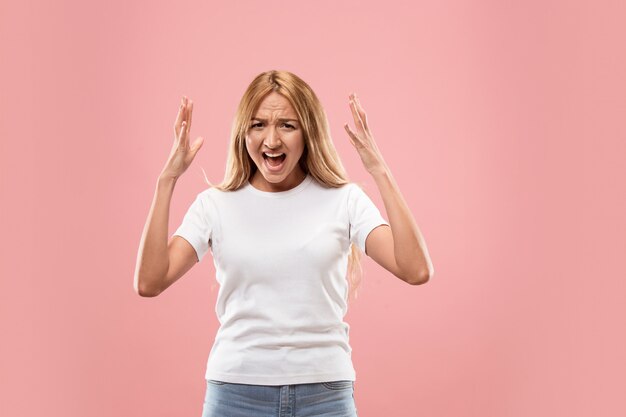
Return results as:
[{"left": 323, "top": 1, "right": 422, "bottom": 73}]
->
[
  {"left": 353, "top": 95, "right": 369, "bottom": 131},
  {"left": 349, "top": 96, "right": 366, "bottom": 134},
  {"left": 351, "top": 94, "right": 368, "bottom": 131},
  {"left": 179, "top": 97, "right": 189, "bottom": 144},
  {"left": 343, "top": 123, "right": 357, "bottom": 147},
  {"left": 178, "top": 96, "right": 188, "bottom": 130},
  {"left": 187, "top": 99, "right": 194, "bottom": 131},
  {"left": 191, "top": 136, "right": 204, "bottom": 155},
  {"left": 184, "top": 96, "right": 188, "bottom": 121},
  {"left": 174, "top": 97, "right": 185, "bottom": 133},
  {"left": 178, "top": 120, "right": 188, "bottom": 148}
]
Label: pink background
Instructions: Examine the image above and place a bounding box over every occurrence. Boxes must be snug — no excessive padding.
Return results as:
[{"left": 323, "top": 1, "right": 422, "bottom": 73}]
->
[{"left": 1, "top": 0, "right": 625, "bottom": 416}]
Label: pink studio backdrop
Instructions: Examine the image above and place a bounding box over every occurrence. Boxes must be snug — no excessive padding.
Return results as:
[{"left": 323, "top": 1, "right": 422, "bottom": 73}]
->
[{"left": 1, "top": 0, "right": 624, "bottom": 416}]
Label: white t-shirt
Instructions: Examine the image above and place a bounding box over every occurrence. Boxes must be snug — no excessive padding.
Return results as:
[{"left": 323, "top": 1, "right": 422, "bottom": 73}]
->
[{"left": 172, "top": 173, "right": 389, "bottom": 386}]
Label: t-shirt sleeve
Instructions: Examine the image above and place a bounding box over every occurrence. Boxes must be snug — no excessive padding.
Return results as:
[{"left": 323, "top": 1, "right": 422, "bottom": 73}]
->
[
  {"left": 171, "top": 191, "right": 213, "bottom": 263},
  {"left": 347, "top": 183, "right": 390, "bottom": 254}
]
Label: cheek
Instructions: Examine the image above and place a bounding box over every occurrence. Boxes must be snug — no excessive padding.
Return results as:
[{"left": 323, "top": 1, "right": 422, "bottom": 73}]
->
[
  {"left": 244, "top": 136, "right": 257, "bottom": 155},
  {"left": 291, "top": 133, "right": 305, "bottom": 152},
  {"left": 297, "top": 138, "right": 306, "bottom": 156}
]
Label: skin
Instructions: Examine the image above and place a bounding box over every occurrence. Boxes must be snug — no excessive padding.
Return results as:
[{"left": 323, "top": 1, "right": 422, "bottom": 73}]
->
[
  {"left": 150, "top": 93, "right": 432, "bottom": 290},
  {"left": 344, "top": 92, "right": 434, "bottom": 283},
  {"left": 161, "top": 96, "right": 203, "bottom": 180},
  {"left": 135, "top": 91, "right": 433, "bottom": 301},
  {"left": 246, "top": 91, "right": 307, "bottom": 192}
]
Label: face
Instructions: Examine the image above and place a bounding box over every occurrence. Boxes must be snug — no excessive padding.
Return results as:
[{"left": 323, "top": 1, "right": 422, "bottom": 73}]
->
[{"left": 245, "top": 91, "right": 306, "bottom": 192}]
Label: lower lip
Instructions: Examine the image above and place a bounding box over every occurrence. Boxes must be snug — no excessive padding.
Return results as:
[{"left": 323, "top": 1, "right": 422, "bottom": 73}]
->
[{"left": 264, "top": 156, "right": 286, "bottom": 172}]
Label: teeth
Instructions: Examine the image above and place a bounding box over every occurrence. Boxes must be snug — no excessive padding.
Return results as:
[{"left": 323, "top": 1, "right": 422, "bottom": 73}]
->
[{"left": 264, "top": 152, "right": 285, "bottom": 157}]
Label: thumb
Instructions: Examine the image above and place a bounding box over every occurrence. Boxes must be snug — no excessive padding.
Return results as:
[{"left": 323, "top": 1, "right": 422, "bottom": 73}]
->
[{"left": 192, "top": 137, "right": 204, "bottom": 154}]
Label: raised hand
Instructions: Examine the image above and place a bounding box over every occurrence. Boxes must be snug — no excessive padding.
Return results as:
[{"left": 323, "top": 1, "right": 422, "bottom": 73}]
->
[
  {"left": 343, "top": 92, "right": 387, "bottom": 175},
  {"left": 160, "top": 96, "right": 204, "bottom": 180}
]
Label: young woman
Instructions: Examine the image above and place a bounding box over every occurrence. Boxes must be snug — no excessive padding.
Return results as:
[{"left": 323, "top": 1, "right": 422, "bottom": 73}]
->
[{"left": 134, "top": 70, "right": 434, "bottom": 417}]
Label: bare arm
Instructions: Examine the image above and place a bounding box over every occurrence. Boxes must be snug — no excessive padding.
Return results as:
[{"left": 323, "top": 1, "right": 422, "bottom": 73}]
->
[
  {"left": 133, "top": 96, "right": 205, "bottom": 297},
  {"left": 344, "top": 92, "right": 434, "bottom": 284},
  {"left": 133, "top": 175, "right": 177, "bottom": 296}
]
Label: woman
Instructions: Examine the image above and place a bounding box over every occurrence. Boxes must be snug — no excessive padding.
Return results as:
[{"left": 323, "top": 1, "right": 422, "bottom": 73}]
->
[{"left": 134, "top": 70, "right": 434, "bottom": 417}]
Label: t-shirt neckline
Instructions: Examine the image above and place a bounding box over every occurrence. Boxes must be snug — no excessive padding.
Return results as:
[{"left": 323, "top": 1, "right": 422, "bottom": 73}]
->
[{"left": 245, "top": 173, "right": 313, "bottom": 198}]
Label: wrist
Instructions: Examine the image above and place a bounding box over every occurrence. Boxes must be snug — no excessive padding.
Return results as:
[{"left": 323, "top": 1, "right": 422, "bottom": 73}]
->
[
  {"left": 368, "top": 160, "right": 390, "bottom": 178},
  {"left": 157, "top": 172, "right": 179, "bottom": 186}
]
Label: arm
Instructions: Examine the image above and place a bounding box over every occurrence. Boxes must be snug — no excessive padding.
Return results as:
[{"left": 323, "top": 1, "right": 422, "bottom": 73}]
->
[
  {"left": 134, "top": 175, "right": 199, "bottom": 297},
  {"left": 366, "top": 167, "right": 434, "bottom": 285},
  {"left": 133, "top": 175, "right": 177, "bottom": 297},
  {"left": 344, "top": 92, "right": 434, "bottom": 285},
  {"left": 134, "top": 96, "right": 205, "bottom": 296}
]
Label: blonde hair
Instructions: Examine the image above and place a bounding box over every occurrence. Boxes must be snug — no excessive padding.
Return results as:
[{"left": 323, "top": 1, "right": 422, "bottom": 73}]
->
[{"left": 202, "top": 69, "right": 367, "bottom": 302}]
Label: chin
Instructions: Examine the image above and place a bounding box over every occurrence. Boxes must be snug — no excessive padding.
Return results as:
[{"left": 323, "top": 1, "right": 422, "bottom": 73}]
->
[{"left": 263, "top": 170, "right": 289, "bottom": 180}]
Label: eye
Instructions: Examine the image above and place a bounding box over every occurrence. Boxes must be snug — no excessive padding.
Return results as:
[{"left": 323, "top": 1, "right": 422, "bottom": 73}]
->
[
  {"left": 251, "top": 122, "right": 262, "bottom": 128},
  {"left": 282, "top": 123, "right": 295, "bottom": 129}
]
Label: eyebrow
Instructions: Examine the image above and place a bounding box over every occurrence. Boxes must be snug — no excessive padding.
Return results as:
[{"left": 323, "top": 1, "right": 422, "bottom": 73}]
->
[{"left": 251, "top": 117, "right": 299, "bottom": 122}]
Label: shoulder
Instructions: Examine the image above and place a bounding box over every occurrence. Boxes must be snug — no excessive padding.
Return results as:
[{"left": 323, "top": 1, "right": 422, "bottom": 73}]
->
[
  {"left": 201, "top": 186, "right": 231, "bottom": 201},
  {"left": 309, "top": 180, "right": 376, "bottom": 209},
  {"left": 308, "top": 178, "right": 356, "bottom": 193},
  {"left": 193, "top": 188, "right": 222, "bottom": 213},
  {"left": 305, "top": 179, "right": 360, "bottom": 204},
  {"left": 344, "top": 181, "right": 373, "bottom": 201},
  {"left": 307, "top": 180, "right": 375, "bottom": 201},
  {"left": 192, "top": 187, "right": 214, "bottom": 203}
]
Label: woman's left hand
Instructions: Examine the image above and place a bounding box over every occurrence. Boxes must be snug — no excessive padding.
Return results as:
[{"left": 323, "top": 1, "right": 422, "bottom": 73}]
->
[{"left": 344, "top": 93, "right": 387, "bottom": 175}]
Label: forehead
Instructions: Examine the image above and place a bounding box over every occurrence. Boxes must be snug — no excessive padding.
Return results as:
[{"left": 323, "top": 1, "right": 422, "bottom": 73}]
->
[{"left": 253, "top": 92, "right": 297, "bottom": 118}]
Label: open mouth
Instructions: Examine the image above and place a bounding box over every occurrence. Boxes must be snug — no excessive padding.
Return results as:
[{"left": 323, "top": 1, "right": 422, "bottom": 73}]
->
[{"left": 262, "top": 152, "right": 287, "bottom": 170}]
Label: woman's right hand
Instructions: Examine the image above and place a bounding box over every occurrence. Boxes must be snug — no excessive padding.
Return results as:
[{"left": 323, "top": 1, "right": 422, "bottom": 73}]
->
[{"left": 160, "top": 96, "right": 204, "bottom": 180}]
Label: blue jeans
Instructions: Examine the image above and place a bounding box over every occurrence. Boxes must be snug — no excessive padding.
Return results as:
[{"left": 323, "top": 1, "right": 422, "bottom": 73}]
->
[{"left": 201, "top": 379, "right": 359, "bottom": 417}]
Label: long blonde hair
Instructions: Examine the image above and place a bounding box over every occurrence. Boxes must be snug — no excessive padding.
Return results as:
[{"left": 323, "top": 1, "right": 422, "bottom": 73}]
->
[{"left": 202, "top": 69, "right": 367, "bottom": 302}]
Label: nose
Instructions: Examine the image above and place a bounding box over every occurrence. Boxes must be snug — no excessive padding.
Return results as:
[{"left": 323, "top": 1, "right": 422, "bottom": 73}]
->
[{"left": 263, "top": 125, "right": 282, "bottom": 149}]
